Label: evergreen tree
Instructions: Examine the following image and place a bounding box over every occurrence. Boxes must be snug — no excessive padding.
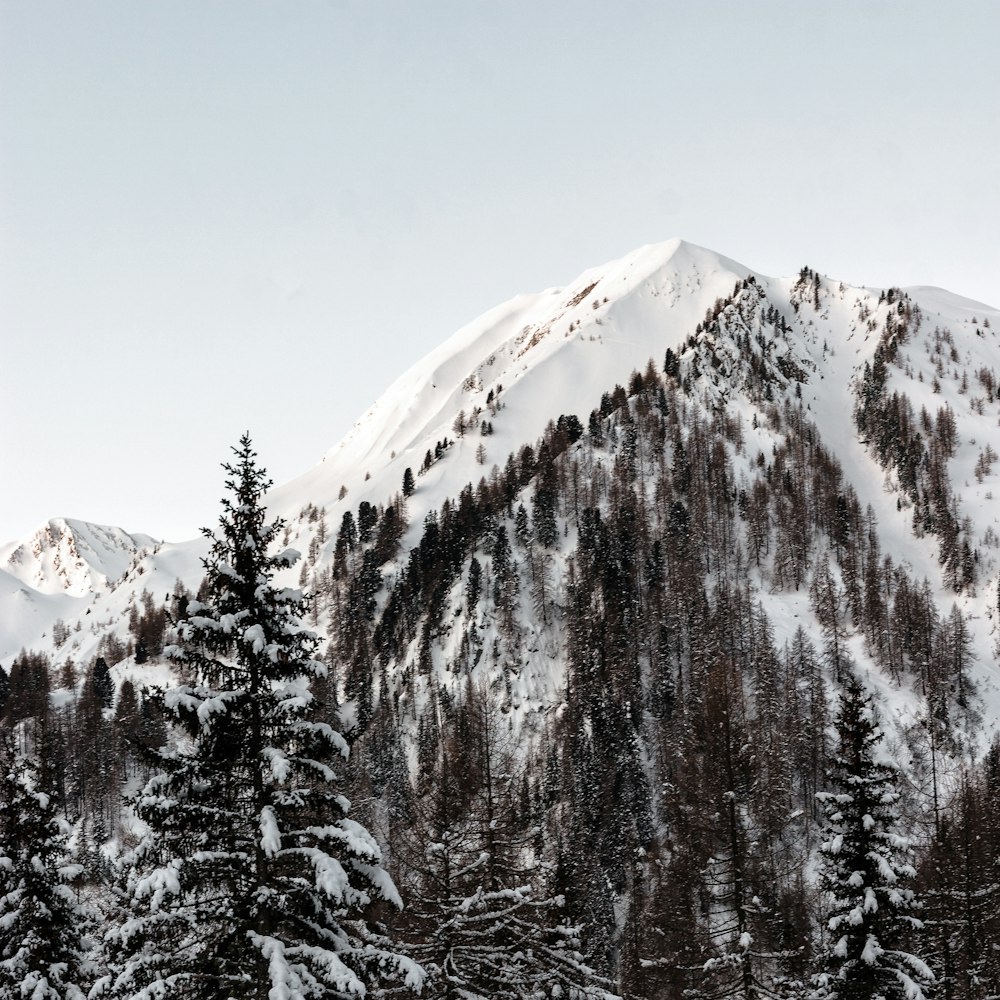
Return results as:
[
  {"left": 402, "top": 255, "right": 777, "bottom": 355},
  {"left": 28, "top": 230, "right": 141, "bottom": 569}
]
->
[
  {"left": 812, "top": 671, "right": 933, "bottom": 1000},
  {"left": 92, "top": 657, "right": 114, "bottom": 709},
  {"left": 99, "top": 435, "right": 422, "bottom": 1000},
  {"left": 5, "top": 649, "right": 51, "bottom": 737},
  {"left": 531, "top": 446, "right": 559, "bottom": 549},
  {"left": 0, "top": 734, "right": 92, "bottom": 1000},
  {"left": 71, "top": 660, "right": 115, "bottom": 836}
]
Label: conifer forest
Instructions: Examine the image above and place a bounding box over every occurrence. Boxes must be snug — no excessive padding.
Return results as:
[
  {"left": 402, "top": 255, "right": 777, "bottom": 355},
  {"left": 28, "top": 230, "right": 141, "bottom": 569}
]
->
[{"left": 4, "top": 270, "right": 1000, "bottom": 1000}]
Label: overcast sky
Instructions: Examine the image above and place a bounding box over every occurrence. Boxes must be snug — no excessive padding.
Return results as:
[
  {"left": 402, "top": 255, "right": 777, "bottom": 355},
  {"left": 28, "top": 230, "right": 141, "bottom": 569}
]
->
[{"left": 2, "top": 1, "right": 998, "bottom": 544}]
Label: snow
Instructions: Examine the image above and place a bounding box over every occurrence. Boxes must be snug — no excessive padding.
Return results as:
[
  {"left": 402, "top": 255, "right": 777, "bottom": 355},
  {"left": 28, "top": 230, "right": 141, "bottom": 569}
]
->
[
  {"left": 274, "top": 243, "right": 748, "bottom": 524},
  {"left": 259, "top": 806, "right": 281, "bottom": 858},
  {"left": 0, "top": 518, "right": 157, "bottom": 599},
  {"left": 264, "top": 747, "right": 291, "bottom": 783},
  {"left": 307, "top": 851, "right": 350, "bottom": 901},
  {"left": 244, "top": 623, "right": 266, "bottom": 654},
  {"left": 333, "top": 819, "right": 381, "bottom": 862},
  {"left": 252, "top": 935, "right": 306, "bottom": 1000},
  {"left": 134, "top": 860, "right": 182, "bottom": 910},
  {"left": 861, "top": 934, "right": 882, "bottom": 964},
  {"left": 875, "top": 855, "right": 899, "bottom": 883},
  {"left": 352, "top": 860, "right": 404, "bottom": 909},
  {"left": 163, "top": 686, "right": 236, "bottom": 724}
]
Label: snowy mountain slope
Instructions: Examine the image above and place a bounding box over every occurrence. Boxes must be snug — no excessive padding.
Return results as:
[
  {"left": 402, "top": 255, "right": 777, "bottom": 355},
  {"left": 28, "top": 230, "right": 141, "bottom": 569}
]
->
[
  {"left": 678, "top": 271, "right": 1000, "bottom": 732},
  {"left": 265, "top": 245, "right": 998, "bottom": 751},
  {"left": 3, "top": 238, "right": 1000, "bottom": 746},
  {"left": 863, "top": 285, "right": 1000, "bottom": 717},
  {"left": 0, "top": 519, "right": 159, "bottom": 662},
  {"left": 267, "top": 239, "right": 754, "bottom": 525},
  {"left": 0, "top": 567, "right": 82, "bottom": 666},
  {"left": 1, "top": 241, "right": 747, "bottom": 672},
  {"left": 0, "top": 518, "right": 157, "bottom": 597}
]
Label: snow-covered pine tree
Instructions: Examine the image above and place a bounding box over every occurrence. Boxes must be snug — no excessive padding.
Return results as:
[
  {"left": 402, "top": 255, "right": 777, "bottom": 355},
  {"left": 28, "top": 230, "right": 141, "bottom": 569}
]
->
[
  {"left": 0, "top": 733, "right": 92, "bottom": 1000},
  {"left": 812, "top": 671, "right": 933, "bottom": 1000},
  {"left": 99, "top": 435, "right": 422, "bottom": 1000}
]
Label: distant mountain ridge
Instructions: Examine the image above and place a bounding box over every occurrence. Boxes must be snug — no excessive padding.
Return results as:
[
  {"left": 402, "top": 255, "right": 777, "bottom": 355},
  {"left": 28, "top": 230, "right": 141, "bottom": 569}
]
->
[{"left": 0, "top": 518, "right": 157, "bottom": 598}]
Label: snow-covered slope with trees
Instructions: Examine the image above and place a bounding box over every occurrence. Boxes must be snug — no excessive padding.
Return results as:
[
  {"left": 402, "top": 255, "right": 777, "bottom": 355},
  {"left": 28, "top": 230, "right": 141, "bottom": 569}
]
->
[
  {"left": 4, "top": 239, "right": 1000, "bottom": 997},
  {"left": 0, "top": 519, "right": 158, "bottom": 663},
  {"left": 8, "top": 238, "right": 999, "bottom": 728},
  {"left": 269, "top": 239, "right": 755, "bottom": 523}
]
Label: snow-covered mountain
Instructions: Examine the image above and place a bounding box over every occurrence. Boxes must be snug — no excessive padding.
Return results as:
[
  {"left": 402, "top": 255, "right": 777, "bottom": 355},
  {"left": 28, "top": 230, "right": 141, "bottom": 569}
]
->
[
  {"left": 0, "top": 518, "right": 157, "bottom": 598},
  {"left": 268, "top": 239, "right": 755, "bottom": 523},
  {"left": 9, "top": 238, "right": 1000, "bottom": 998},
  {"left": 0, "top": 519, "right": 158, "bottom": 663},
  {"left": 4, "top": 238, "right": 1000, "bottom": 733}
]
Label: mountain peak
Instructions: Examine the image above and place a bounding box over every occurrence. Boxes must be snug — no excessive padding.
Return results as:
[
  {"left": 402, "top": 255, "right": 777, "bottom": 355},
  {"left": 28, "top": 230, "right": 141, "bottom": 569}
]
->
[
  {"left": 266, "top": 238, "right": 755, "bottom": 520},
  {"left": 0, "top": 517, "right": 157, "bottom": 598}
]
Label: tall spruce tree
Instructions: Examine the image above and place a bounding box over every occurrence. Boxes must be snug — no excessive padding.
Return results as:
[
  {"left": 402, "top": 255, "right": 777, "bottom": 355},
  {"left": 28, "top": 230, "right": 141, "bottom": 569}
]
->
[
  {"left": 0, "top": 734, "right": 92, "bottom": 1000},
  {"left": 812, "top": 671, "right": 933, "bottom": 1000},
  {"left": 99, "top": 435, "right": 421, "bottom": 1000}
]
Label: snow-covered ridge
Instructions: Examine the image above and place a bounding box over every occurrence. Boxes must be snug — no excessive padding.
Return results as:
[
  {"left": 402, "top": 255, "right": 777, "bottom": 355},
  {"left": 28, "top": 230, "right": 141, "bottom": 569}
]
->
[
  {"left": 0, "top": 518, "right": 162, "bottom": 666},
  {"left": 267, "top": 239, "right": 756, "bottom": 519},
  {"left": 0, "top": 518, "right": 158, "bottom": 598}
]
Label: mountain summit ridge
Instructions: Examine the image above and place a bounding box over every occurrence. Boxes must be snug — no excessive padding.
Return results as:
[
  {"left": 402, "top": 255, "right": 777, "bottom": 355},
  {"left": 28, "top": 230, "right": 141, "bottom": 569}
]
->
[
  {"left": 266, "top": 238, "right": 756, "bottom": 521},
  {"left": 0, "top": 518, "right": 157, "bottom": 598}
]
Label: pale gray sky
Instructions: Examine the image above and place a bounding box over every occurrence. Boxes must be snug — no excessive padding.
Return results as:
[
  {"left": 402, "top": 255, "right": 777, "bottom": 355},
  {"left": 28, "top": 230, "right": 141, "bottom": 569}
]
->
[{"left": 2, "top": 1, "right": 998, "bottom": 543}]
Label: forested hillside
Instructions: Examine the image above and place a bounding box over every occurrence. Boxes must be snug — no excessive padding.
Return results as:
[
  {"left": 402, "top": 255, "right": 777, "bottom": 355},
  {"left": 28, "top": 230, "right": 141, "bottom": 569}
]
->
[{"left": 3, "top": 243, "right": 1000, "bottom": 999}]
